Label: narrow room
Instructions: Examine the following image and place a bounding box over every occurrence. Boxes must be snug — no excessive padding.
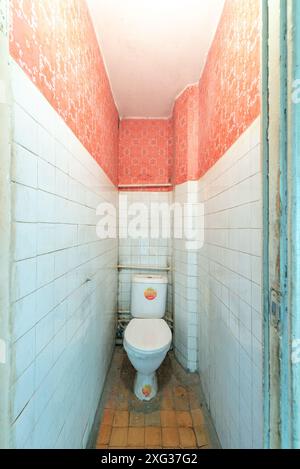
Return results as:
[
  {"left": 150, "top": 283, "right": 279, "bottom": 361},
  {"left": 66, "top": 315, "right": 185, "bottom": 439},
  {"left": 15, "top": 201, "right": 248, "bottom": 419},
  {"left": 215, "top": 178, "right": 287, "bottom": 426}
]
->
[{"left": 0, "top": 0, "right": 300, "bottom": 453}]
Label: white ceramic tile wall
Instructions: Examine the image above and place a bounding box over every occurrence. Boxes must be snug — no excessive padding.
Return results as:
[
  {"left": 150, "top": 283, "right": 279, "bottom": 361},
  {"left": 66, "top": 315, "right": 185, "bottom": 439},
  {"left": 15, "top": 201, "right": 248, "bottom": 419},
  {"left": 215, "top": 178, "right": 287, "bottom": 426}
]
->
[
  {"left": 173, "top": 182, "right": 199, "bottom": 372},
  {"left": 9, "top": 62, "right": 118, "bottom": 449},
  {"left": 197, "top": 117, "right": 263, "bottom": 449},
  {"left": 7, "top": 62, "right": 263, "bottom": 450},
  {"left": 0, "top": 0, "right": 11, "bottom": 449},
  {"left": 118, "top": 192, "right": 173, "bottom": 315}
]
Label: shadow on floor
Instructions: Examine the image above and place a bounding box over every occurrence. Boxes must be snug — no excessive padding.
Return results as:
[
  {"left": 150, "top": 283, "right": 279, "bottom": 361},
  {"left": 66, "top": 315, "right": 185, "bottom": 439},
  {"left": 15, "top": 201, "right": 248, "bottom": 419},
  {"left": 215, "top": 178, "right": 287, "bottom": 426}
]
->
[{"left": 95, "top": 347, "right": 220, "bottom": 449}]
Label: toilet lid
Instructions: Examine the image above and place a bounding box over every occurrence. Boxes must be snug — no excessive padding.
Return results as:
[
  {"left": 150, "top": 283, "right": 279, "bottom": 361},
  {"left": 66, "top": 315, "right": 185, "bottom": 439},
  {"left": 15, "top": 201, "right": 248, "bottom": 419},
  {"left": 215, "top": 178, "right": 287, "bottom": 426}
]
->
[{"left": 124, "top": 319, "right": 172, "bottom": 352}]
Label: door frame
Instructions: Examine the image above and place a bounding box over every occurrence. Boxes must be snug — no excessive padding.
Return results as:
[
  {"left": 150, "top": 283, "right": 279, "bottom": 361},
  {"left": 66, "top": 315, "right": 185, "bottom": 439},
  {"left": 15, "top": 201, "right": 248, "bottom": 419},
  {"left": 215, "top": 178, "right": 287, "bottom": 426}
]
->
[
  {"left": 261, "top": 0, "right": 271, "bottom": 449},
  {"left": 289, "top": 0, "right": 300, "bottom": 449},
  {"left": 262, "top": 0, "right": 300, "bottom": 449}
]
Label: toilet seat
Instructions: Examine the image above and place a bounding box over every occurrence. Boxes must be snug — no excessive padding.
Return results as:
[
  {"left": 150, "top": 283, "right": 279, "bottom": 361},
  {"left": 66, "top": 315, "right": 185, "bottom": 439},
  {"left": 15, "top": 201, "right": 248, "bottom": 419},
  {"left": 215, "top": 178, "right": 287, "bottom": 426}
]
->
[{"left": 124, "top": 319, "right": 172, "bottom": 354}]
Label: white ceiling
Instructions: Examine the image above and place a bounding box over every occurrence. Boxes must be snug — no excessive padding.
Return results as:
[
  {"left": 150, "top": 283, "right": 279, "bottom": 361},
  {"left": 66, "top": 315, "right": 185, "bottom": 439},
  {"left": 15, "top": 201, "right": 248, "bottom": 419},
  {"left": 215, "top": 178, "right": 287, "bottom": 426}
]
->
[{"left": 87, "top": 0, "right": 225, "bottom": 118}]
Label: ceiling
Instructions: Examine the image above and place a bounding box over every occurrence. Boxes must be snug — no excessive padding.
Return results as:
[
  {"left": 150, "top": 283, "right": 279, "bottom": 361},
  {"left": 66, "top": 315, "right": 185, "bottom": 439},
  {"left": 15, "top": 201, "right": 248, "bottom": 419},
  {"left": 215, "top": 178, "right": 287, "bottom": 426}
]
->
[{"left": 87, "top": 0, "right": 225, "bottom": 118}]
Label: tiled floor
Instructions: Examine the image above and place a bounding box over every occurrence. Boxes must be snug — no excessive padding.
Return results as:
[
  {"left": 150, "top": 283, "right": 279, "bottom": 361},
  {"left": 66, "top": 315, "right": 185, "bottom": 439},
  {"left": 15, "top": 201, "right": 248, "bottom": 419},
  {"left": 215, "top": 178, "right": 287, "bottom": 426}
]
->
[{"left": 95, "top": 347, "right": 219, "bottom": 449}]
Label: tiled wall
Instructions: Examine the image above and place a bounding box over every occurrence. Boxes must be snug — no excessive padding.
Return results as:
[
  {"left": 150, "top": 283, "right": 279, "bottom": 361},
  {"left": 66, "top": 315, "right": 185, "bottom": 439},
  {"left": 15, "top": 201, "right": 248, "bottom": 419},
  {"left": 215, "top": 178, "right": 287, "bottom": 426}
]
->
[
  {"left": 197, "top": 118, "right": 263, "bottom": 449},
  {"left": 8, "top": 0, "right": 119, "bottom": 448},
  {"left": 10, "top": 0, "right": 119, "bottom": 185},
  {"left": 119, "top": 119, "right": 173, "bottom": 188},
  {"left": 118, "top": 192, "right": 173, "bottom": 323},
  {"left": 9, "top": 0, "right": 260, "bottom": 190},
  {"left": 0, "top": 0, "right": 11, "bottom": 450},
  {"left": 6, "top": 0, "right": 263, "bottom": 451},
  {"left": 170, "top": 0, "right": 262, "bottom": 447},
  {"left": 9, "top": 63, "right": 118, "bottom": 449},
  {"left": 171, "top": 87, "right": 199, "bottom": 371},
  {"left": 173, "top": 182, "right": 199, "bottom": 372}
]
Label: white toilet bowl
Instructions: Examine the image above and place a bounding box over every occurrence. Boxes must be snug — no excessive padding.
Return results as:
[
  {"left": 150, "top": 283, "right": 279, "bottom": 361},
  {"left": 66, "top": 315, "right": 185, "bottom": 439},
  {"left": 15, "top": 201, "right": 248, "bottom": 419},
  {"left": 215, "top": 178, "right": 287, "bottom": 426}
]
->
[{"left": 124, "top": 318, "right": 172, "bottom": 401}]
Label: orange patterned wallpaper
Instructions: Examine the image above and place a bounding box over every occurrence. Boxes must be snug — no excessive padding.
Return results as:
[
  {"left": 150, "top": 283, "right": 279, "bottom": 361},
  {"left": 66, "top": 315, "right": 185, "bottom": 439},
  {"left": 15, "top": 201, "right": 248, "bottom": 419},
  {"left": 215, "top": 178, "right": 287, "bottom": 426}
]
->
[
  {"left": 10, "top": 0, "right": 260, "bottom": 190},
  {"left": 119, "top": 0, "right": 260, "bottom": 189},
  {"left": 119, "top": 119, "right": 173, "bottom": 190},
  {"left": 197, "top": 0, "right": 261, "bottom": 177},
  {"left": 173, "top": 85, "right": 199, "bottom": 186},
  {"left": 10, "top": 0, "right": 119, "bottom": 185}
]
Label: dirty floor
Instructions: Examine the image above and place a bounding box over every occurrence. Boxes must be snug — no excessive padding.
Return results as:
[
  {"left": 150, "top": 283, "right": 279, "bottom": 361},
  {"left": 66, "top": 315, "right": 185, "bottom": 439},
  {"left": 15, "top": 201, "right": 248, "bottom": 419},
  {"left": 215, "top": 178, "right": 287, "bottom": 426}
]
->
[{"left": 95, "top": 347, "right": 219, "bottom": 449}]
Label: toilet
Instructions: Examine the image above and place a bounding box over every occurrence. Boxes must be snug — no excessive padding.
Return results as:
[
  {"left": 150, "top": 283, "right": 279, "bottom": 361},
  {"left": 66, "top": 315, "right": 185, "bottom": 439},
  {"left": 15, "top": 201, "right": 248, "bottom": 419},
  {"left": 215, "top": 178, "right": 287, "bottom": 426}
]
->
[{"left": 124, "top": 274, "right": 172, "bottom": 401}]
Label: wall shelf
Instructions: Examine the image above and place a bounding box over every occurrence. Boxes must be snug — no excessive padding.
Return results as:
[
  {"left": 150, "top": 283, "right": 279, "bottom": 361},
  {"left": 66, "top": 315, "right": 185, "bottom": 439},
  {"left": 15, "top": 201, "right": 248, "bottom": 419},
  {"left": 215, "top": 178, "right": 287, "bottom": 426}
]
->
[
  {"left": 117, "top": 264, "right": 171, "bottom": 272},
  {"left": 118, "top": 183, "right": 173, "bottom": 189}
]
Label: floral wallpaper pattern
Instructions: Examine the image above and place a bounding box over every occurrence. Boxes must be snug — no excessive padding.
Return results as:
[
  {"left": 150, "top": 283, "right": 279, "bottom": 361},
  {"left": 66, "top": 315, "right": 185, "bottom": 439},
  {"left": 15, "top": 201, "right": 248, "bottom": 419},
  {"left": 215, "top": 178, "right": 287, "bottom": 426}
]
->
[
  {"left": 118, "top": 0, "right": 260, "bottom": 188},
  {"left": 173, "top": 85, "right": 199, "bottom": 185},
  {"left": 197, "top": 0, "right": 261, "bottom": 177},
  {"left": 10, "top": 0, "right": 119, "bottom": 185},
  {"left": 9, "top": 0, "right": 260, "bottom": 189},
  {"left": 119, "top": 119, "right": 173, "bottom": 190}
]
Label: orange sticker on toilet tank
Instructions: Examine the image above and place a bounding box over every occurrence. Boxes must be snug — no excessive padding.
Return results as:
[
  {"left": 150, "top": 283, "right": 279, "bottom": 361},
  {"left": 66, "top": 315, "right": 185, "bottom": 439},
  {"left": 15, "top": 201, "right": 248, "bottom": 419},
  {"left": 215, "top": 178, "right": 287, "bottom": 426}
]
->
[{"left": 144, "top": 288, "right": 157, "bottom": 301}]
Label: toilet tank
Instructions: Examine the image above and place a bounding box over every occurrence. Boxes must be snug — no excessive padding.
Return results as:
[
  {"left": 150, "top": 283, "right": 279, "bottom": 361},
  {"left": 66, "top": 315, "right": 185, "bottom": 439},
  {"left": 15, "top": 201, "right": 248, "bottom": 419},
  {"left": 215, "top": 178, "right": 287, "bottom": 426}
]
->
[{"left": 131, "top": 274, "right": 168, "bottom": 318}]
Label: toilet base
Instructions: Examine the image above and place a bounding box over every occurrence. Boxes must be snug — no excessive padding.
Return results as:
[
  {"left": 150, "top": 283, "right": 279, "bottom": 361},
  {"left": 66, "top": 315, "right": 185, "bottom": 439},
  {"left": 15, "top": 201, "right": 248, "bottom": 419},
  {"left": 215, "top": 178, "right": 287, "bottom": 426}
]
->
[{"left": 134, "top": 371, "right": 157, "bottom": 401}]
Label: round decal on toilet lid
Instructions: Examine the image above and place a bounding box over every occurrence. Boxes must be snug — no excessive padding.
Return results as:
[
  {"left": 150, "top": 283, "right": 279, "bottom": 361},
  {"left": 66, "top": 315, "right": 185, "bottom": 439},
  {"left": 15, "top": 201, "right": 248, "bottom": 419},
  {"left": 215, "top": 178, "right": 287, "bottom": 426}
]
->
[{"left": 144, "top": 288, "right": 157, "bottom": 301}]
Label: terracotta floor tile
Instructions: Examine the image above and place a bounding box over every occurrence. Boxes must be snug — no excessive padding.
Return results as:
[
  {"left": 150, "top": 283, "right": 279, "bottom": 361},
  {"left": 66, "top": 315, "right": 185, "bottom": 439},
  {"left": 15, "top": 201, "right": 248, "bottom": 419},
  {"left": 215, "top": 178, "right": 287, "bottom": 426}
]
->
[
  {"left": 188, "top": 392, "right": 201, "bottom": 410},
  {"left": 109, "top": 427, "right": 128, "bottom": 447},
  {"left": 145, "top": 411, "right": 161, "bottom": 427},
  {"left": 96, "top": 349, "right": 217, "bottom": 450},
  {"left": 145, "top": 427, "right": 162, "bottom": 447},
  {"left": 160, "top": 410, "right": 177, "bottom": 427},
  {"left": 161, "top": 395, "right": 175, "bottom": 410},
  {"left": 129, "top": 412, "right": 145, "bottom": 427},
  {"left": 117, "top": 401, "right": 129, "bottom": 411},
  {"left": 113, "top": 410, "right": 129, "bottom": 427},
  {"left": 191, "top": 408, "right": 205, "bottom": 426},
  {"left": 173, "top": 387, "right": 189, "bottom": 411},
  {"left": 96, "top": 425, "right": 112, "bottom": 446},
  {"left": 174, "top": 385, "right": 188, "bottom": 399},
  {"left": 174, "top": 397, "right": 189, "bottom": 411},
  {"left": 128, "top": 427, "right": 145, "bottom": 448},
  {"left": 194, "top": 425, "right": 209, "bottom": 448},
  {"left": 176, "top": 411, "right": 193, "bottom": 428},
  {"left": 179, "top": 428, "right": 197, "bottom": 448},
  {"left": 101, "top": 409, "right": 114, "bottom": 426},
  {"left": 162, "top": 427, "right": 180, "bottom": 448},
  {"left": 162, "top": 386, "right": 173, "bottom": 399},
  {"left": 116, "top": 390, "right": 129, "bottom": 410},
  {"left": 116, "top": 385, "right": 129, "bottom": 395},
  {"left": 105, "top": 397, "right": 116, "bottom": 409}
]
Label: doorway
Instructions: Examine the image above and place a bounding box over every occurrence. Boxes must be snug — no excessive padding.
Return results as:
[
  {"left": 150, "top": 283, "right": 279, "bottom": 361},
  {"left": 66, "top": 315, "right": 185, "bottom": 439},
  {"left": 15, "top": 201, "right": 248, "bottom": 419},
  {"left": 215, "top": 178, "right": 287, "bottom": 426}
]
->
[{"left": 262, "top": 0, "right": 300, "bottom": 449}]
